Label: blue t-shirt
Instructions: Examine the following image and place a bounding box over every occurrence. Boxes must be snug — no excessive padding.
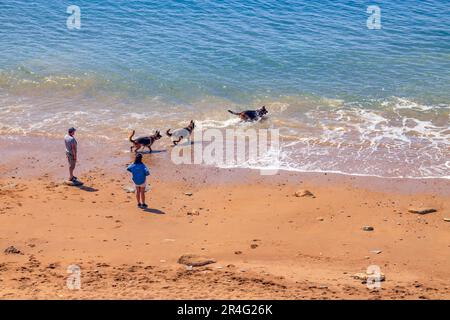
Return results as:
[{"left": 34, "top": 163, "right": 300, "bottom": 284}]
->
[{"left": 127, "top": 163, "right": 150, "bottom": 185}]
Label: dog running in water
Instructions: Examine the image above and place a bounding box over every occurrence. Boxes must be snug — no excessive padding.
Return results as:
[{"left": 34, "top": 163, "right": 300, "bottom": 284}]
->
[
  {"left": 166, "top": 120, "right": 195, "bottom": 146},
  {"left": 228, "top": 106, "right": 268, "bottom": 121},
  {"left": 128, "top": 130, "right": 162, "bottom": 153}
]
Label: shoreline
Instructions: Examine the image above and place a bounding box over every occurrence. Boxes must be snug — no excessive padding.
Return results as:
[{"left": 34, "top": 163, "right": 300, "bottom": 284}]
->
[
  {"left": 0, "top": 135, "right": 449, "bottom": 299},
  {"left": 1, "top": 134, "right": 449, "bottom": 187}
]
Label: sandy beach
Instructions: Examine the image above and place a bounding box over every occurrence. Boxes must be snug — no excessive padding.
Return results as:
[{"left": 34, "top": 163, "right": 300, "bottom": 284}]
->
[{"left": 0, "top": 137, "right": 449, "bottom": 299}]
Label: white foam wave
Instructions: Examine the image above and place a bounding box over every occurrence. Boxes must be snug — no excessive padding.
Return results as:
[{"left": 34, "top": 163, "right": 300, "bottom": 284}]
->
[
  {"left": 1, "top": 93, "right": 448, "bottom": 180},
  {"left": 196, "top": 118, "right": 241, "bottom": 129},
  {"left": 391, "top": 97, "right": 450, "bottom": 112}
]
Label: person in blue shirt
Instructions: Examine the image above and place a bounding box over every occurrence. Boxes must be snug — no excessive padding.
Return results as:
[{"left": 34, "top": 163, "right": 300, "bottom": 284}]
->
[{"left": 127, "top": 153, "right": 150, "bottom": 208}]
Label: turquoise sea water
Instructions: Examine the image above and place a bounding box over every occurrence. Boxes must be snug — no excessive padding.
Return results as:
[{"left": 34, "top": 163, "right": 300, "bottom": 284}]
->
[{"left": 0, "top": 0, "right": 449, "bottom": 178}]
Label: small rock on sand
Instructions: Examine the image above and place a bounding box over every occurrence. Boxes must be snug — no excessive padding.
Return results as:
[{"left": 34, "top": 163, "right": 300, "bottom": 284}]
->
[
  {"left": 362, "top": 226, "right": 374, "bottom": 231},
  {"left": 184, "top": 192, "right": 193, "bottom": 196},
  {"left": 0, "top": 183, "right": 17, "bottom": 191},
  {"left": 250, "top": 244, "right": 258, "bottom": 249},
  {"left": 187, "top": 210, "right": 200, "bottom": 216},
  {"left": 294, "top": 189, "right": 314, "bottom": 197},
  {"left": 123, "top": 186, "right": 135, "bottom": 193},
  {"left": 4, "top": 246, "right": 21, "bottom": 255},
  {"left": 177, "top": 254, "right": 216, "bottom": 267},
  {"left": 352, "top": 272, "right": 385, "bottom": 283},
  {"left": 47, "top": 263, "right": 60, "bottom": 269},
  {"left": 443, "top": 218, "right": 450, "bottom": 222},
  {"left": 408, "top": 208, "right": 437, "bottom": 215}
]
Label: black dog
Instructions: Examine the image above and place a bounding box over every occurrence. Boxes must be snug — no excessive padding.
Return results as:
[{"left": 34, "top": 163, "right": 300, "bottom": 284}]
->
[{"left": 228, "top": 106, "right": 268, "bottom": 121}]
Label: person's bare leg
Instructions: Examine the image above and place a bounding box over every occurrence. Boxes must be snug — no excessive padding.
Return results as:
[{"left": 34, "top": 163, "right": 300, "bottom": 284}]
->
[
  {"left": 141, "top": 187, "right": 146, "bottom": 205},
  {"left": 69, "top": 162, "right": 75, "bottom": 181},
  {"left": 135, "top": 187, "right": 141, "bottom": 205}
]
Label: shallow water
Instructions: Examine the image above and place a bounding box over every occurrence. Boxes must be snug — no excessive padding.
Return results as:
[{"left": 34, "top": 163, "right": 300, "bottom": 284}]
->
[{"left": 0, "top": 0, "right": 449, "bottom": 178}]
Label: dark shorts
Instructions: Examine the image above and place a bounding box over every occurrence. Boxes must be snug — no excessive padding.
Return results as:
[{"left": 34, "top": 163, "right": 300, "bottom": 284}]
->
[{"left": 66, "top": 153, "right": 76, "bottom": 167}]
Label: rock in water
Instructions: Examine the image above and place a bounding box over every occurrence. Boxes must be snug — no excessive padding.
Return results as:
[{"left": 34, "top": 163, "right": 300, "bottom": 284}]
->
[
  {"left": 408, "top": 208, "right": 437, "bottom": 215},
  {"left": 4, "top": 246, "right": 21, "bottom": 255},
  {"left": 294, "top": 189, "right": 314, "bottom": 197},
  {"left": 177, "top": 254, "right": 216, "bottom": 267}
]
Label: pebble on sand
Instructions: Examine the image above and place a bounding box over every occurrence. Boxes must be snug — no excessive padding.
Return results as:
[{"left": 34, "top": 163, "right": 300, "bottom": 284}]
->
[
  {"left": 123, "top": 186, "right": 135, "bottom": 193},
  {"left": 177, "top": 254, "right": 216, "bottom": 267},
  {"left": 408, "top": 208, "right": 437, "bottom": 215},
  {"left": 352, "top": 272, "right": 385, "bottom": 283},
  {"left": 187, "top": 209, "right": 200, "bottom": 216},
  {"left": 4, "top": 246, "right": 21, "bottom": 255},
  {"left": 443, "top": 218, "right": 450, "bottom": 222},
  {"left": 294, "top": 189, "right": 315, "bottom": 198},
  {"left": 362, "top": 226, "right": 374, "bottom": 231}
]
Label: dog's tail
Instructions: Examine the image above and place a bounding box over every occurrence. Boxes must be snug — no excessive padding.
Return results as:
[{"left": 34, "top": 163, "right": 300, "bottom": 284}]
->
[
  {"left": 128, "top": 130, "right": 136, "bottom": 143},
  {"left": 166, "top": 129, "right": 172, "bottom": 137},
  {"left": 228, "top": 109, "right": 240, "bottom": 115}
]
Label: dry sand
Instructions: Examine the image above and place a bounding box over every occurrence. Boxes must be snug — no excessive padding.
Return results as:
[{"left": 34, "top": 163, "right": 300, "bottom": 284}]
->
[{"left": 0, "top": 137, "right": 449, "bottom": 299}]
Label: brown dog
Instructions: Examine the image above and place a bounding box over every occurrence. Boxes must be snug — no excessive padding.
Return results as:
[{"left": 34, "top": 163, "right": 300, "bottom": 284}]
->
[
  {"left": 166, "top": 120, "right": 195, "bottom": 146},
  {"left": 128, "top": 130, "right": 162, "bottom": 153},
  {"left": 228, "top": 106, "right": 268, "bottom": 121}
]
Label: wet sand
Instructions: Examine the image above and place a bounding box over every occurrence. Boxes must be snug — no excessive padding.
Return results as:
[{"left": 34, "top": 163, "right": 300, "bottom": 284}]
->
[{"left": 0, "top": 136, "right": 449, "bottom": 299}]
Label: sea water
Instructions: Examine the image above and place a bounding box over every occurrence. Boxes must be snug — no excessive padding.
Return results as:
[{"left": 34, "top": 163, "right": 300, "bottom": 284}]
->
[{"left": 0, "top": 0, "right": 449, "bottom": 178}]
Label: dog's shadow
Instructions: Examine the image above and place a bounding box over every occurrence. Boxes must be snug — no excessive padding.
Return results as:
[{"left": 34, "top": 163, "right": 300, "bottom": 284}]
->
[
  {"left": 137, "top": 149, "right": 167, "bottom": 154},
  {"left": 142, "top": 207, "right": 165, "bottom": 215},
  {"left": 171, "top": 140, "right": 200, "bottom": 147}
]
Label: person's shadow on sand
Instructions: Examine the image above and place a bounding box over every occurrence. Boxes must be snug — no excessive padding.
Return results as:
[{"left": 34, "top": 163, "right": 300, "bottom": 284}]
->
[
  {"left": 77, "top": 185, "right": 98, "bottom": 192},
  {"left": 141, "top": 208, "right": 165, "bottom": 215},
  {"left": 65, "top": 181, "right": 98, "bottom": 192}
]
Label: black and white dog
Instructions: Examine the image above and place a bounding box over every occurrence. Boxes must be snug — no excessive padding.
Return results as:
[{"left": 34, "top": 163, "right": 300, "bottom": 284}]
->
[{"left": 166, "top": 120, "right": 195, "bottom": 146}]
